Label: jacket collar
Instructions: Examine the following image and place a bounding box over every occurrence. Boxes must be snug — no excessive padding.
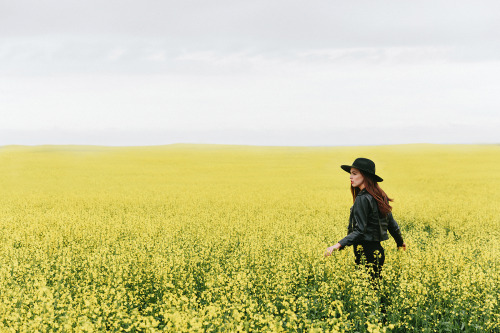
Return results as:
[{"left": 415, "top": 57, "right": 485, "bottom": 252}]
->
[{"left": 357, "top": 188, "right": 367, "bottom": 195}]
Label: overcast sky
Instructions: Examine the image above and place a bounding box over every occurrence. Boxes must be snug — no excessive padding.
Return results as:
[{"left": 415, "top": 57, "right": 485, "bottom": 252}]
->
[{"left": 1, "top": 0, "right": 499, "bottom": 146}]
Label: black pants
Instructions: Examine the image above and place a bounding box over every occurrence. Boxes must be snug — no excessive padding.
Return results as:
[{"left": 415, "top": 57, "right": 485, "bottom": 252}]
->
[{"left": 353, "top": 241, "right": 385, "bottom": 280}]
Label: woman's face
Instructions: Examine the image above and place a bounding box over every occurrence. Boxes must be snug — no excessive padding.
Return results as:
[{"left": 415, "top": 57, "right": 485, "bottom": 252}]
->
[{"left": 350, "top": 167, "right": 365, "bottom": 189}]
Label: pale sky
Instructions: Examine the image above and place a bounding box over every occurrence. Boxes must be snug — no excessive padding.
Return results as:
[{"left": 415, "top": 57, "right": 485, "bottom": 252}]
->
[{"left": 1, "top": 0, "right": 499, "bottom": 146}]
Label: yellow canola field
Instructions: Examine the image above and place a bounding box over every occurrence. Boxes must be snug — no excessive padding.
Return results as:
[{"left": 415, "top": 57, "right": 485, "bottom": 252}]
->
[{"left": 0, "top": 144, "right": 498, "bottom": 332}]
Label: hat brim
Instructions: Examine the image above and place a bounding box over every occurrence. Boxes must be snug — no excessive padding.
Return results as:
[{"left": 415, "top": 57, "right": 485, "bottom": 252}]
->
[{"left": 340, "top": 164, "right": 383, "bottom": 182}]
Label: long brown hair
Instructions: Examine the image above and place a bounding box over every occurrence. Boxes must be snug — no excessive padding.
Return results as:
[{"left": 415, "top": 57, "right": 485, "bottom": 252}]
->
[{"left": 350, "top": 170, "right": 393, "bottom": 217}]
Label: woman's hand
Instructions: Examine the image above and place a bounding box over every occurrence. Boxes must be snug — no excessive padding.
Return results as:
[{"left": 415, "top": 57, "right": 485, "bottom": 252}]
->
[
  {"left": 324, "top": 243, "right": 342, "bottom": 257},
  {"left": 398, "top": 242, "right": 407, "bottom": 251}
]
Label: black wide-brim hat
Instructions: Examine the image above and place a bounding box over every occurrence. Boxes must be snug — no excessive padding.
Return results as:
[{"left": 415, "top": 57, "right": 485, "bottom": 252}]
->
[{"left": 341, "top": 157, "right": 383, "bottom": 182}]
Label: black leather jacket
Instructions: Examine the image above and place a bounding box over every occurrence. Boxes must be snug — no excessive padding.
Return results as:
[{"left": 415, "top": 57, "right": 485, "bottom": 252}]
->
[{"left": 338, "top": 189, "right": 404, "bottom": 248}]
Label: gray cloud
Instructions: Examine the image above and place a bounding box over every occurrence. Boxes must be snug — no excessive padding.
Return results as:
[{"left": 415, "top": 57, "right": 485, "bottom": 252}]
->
[
  {"left": 2, "top": 0, "right": 499, "bottom": 49},
  {"left": 1, "top": 0, "right": 499, "bottom": 145},
  {"left": 2, "top": 0, "right": 499, "bottom": 77}
]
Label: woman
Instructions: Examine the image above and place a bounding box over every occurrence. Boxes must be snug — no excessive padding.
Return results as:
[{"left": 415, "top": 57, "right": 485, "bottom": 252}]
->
[{"left": 325, "top": 158, "right": 406, "bottom": 279}]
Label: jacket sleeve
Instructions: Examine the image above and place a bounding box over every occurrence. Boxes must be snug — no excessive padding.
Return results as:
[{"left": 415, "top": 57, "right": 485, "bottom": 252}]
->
[
  {"left": 338, "top": 196, "right": 370, "bottom": 247},
  {"left": 387, "top": 212, "right": 404, "bottom": 247}
]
